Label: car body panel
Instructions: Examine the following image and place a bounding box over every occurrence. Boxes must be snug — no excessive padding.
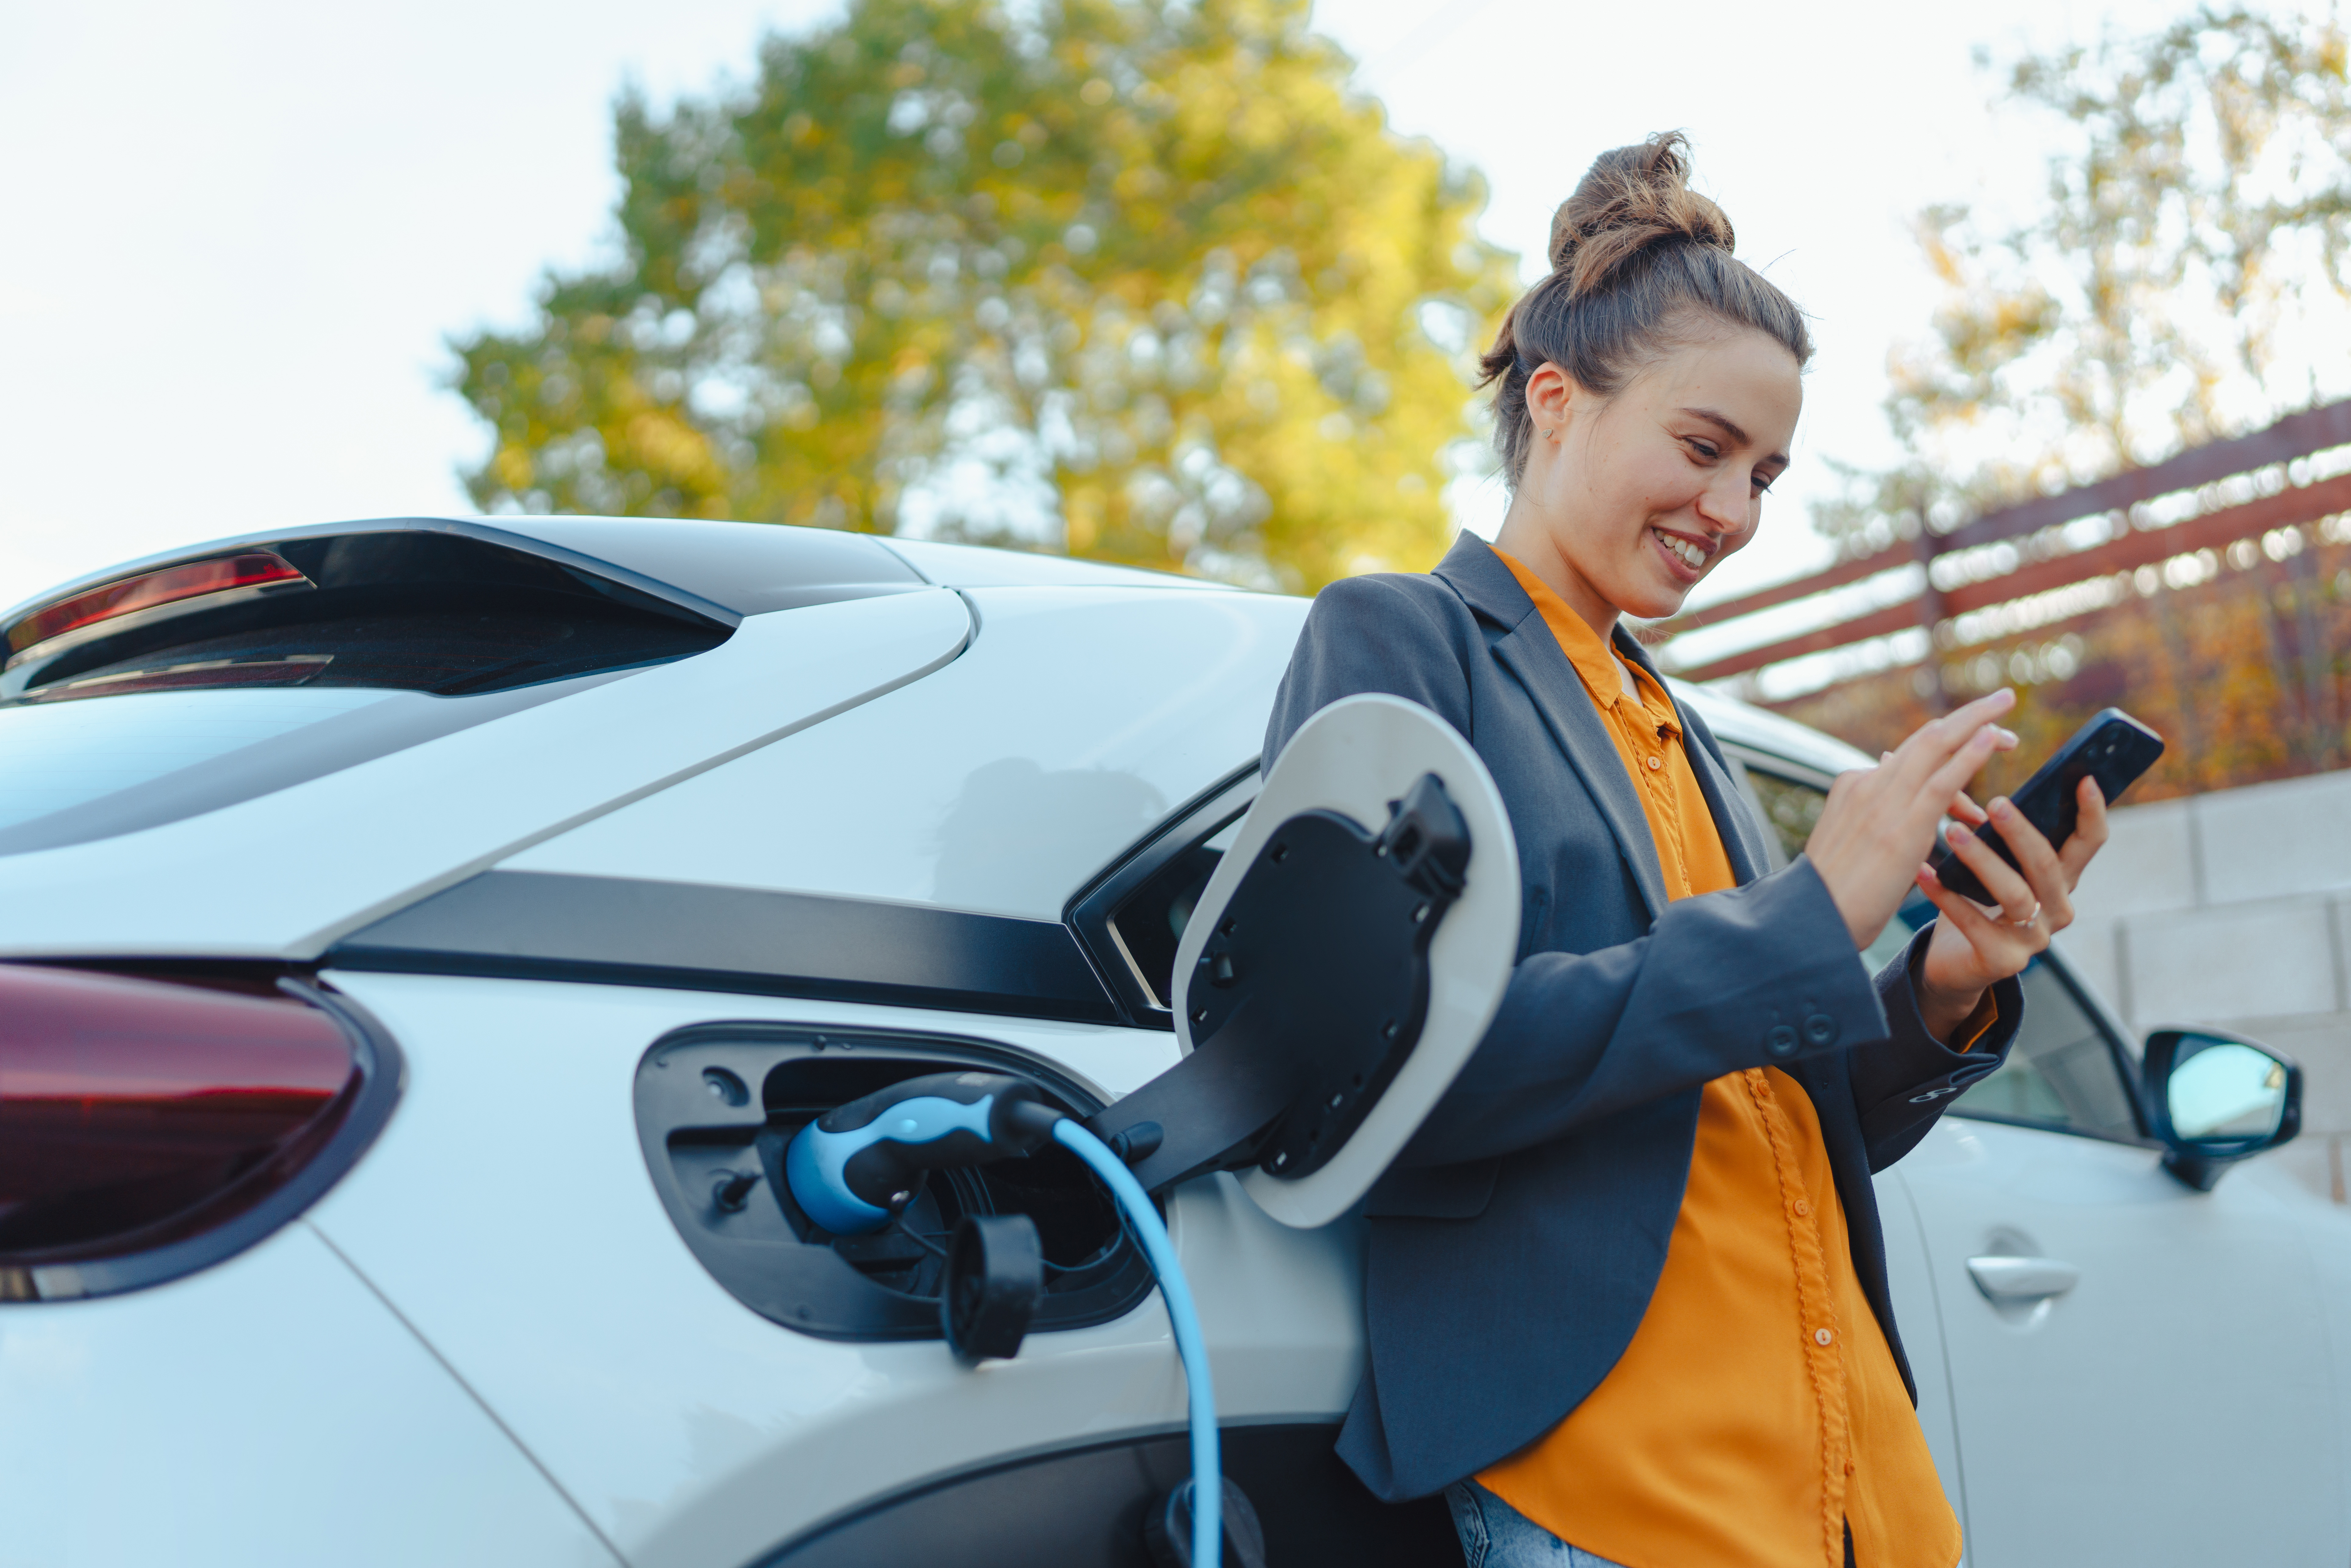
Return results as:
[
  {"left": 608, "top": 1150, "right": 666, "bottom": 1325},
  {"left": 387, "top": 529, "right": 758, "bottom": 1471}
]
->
[
  {"left": 504, "top": 587, "right": 1306, "bottom": 921},
  {"left": 0, "top": 1219, "right": 620, "bottom": 1568},
  {"left": 1894, "top": 1119, "right": 2343, "bottom": 1565},
  {"left": 303, "top": 969, "right": 1364, "bottom": 1568},
  {"left": 876, "top": 536, "right": 1227, "bottom": 592},
  {"left": 0, "top": 589, "right": 971, "bottom": 960}
]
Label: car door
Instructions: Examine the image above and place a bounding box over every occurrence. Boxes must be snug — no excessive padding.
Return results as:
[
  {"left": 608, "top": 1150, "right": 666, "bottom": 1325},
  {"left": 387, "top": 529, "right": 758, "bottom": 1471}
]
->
[
  {"left": 1895, "top": 974, "right": 2341, "bottom": 1567},
  {"left": 1731, "top": 749, "right": 2344, "bottom": 1566}
]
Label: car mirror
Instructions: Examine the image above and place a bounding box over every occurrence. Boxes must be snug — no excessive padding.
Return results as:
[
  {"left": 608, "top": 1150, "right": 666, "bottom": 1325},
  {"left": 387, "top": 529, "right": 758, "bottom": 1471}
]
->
[{"left": 2143, "top": 1028, "right": 2302, "bottom": 1191}]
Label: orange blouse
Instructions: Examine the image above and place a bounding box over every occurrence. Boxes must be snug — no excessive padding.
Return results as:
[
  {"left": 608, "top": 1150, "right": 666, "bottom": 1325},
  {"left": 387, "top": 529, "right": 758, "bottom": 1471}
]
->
[{"left": 1478, "top": 547, "right": 1962, "bottom": 1568}]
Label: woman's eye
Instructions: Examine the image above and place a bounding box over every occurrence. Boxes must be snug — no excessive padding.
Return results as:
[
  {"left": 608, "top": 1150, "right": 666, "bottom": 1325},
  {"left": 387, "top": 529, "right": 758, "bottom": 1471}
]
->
[{"left": 1686, "top": 439, "right": 1720, "bottom": 461}]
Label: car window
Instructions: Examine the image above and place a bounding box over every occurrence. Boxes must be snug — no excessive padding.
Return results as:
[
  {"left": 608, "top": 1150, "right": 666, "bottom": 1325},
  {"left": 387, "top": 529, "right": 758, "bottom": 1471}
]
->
[
  {"left": 1949, "top": 960, "right": 2142, "bottom": 1140},
  {"left": 1747, "top": 767, "right": 1829, "bottom": 870},
  {"left": 0, "top": 531, "right": 735, "bottom": 856},
  {"left": 1736, "top": 766, "right": 1912, "bottom": 970},
  {"left": 1069, "top": 772, "right": 1256, "bottom": 1025}
]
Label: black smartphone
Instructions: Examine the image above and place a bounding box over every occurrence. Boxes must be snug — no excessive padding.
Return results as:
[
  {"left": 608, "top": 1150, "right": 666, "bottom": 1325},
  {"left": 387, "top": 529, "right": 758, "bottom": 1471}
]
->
[{"left": 1931, "top": 707, "right": 2165, "bottom": 904}]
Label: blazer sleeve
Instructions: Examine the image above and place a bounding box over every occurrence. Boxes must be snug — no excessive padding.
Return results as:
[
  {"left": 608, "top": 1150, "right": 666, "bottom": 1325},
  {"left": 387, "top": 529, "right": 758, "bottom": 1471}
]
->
[
  {"left": 1397, "top": 857, "right": 1891, "bottom": 1166},
  {"left": 1849, "top": 921, "right": 2026, "bottom": 1171},
  {"left": 1265, "top": 575, "right": 1895, "bottom": 1171}
]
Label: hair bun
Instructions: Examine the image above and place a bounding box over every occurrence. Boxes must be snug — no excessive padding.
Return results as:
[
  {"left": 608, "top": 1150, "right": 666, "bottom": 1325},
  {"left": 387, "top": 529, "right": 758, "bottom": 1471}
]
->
[{"left": 1548, "top": 132, "right": 1734, "bottom": 298}]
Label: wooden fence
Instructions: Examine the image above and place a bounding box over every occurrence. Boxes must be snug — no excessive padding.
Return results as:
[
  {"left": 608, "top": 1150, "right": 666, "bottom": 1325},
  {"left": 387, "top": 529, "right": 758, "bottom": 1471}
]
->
[{"left": 1660, "top": 400, "right": 2351, "bottom": 690}]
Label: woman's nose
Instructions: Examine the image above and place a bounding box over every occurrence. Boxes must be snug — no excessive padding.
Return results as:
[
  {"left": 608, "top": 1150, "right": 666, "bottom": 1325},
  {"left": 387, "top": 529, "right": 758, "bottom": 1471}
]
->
[{"left": 1694, "top": 473, "right": 1750, "bottom": 536}]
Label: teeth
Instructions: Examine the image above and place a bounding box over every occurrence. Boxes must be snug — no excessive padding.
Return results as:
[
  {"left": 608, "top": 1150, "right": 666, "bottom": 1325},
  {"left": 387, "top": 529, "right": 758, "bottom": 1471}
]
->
[{"left": 1655, "top": 529, "right": 1704, "bottom": 569}]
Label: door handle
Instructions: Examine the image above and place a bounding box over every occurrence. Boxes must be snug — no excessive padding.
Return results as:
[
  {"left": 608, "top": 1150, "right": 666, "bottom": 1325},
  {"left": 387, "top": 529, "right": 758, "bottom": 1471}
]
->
[{"left": 1966, "top": 1254, "right": 2081, "bottom": 1303}]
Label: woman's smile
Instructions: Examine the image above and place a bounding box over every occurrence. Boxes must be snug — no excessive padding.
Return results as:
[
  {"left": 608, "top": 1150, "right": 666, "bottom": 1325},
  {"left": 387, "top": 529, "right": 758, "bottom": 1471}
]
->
[{"left": 1647, "top": 525, "right": 1710, "bottom": 579}]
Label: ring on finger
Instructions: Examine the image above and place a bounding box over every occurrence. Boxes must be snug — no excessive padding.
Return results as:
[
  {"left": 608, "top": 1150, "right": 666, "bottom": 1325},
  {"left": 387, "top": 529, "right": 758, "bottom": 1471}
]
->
[{"left": 2008, "top": 901, "right": 2042, "bottom": 927}]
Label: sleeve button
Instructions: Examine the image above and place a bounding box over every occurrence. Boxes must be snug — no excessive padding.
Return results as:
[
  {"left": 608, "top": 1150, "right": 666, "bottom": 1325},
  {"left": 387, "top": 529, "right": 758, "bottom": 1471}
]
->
[
  {"left": 1803, "top": 1013, "right": 1839, "bottom": 1048},
  {"left": 1765, "top": 1024, "right": 1800, "bottom": 1058}
]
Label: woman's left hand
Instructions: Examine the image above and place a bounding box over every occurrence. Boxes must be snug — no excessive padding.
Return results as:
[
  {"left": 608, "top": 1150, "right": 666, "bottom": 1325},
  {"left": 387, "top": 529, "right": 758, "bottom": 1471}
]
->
[{"left": 1910, "top": 775, "right": 2110, "bottom": 1044}]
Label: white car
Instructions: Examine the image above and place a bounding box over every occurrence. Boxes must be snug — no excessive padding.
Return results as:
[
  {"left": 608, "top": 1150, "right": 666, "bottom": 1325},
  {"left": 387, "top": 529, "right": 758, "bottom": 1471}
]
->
[{"left": 0, "top": 517, "right": 2335, "bottom": 1568}]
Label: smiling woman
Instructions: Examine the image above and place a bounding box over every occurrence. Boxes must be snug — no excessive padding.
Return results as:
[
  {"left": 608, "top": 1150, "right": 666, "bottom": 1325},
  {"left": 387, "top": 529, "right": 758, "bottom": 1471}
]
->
[{"left": 1259, "top": 132, "right": 2116, "bottom": 1568}]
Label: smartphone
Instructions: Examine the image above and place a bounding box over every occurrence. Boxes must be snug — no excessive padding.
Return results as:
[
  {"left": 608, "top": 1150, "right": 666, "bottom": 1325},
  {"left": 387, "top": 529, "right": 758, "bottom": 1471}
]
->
[{"left": 1931, "top": 707, "right": 2165, "bottom": 904}]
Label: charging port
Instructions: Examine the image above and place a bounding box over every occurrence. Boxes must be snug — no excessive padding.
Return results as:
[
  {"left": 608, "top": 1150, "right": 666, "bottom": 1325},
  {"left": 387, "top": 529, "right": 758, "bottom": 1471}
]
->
[{"left": 634, "top": 1023, "right": 1154, "bottom": 1342}]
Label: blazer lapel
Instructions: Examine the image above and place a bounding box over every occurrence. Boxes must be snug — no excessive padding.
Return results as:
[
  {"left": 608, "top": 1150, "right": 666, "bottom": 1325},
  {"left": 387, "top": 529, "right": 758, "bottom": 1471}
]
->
[{"left": 1435, "top": 537, "right": 1671, "bottom": 922}]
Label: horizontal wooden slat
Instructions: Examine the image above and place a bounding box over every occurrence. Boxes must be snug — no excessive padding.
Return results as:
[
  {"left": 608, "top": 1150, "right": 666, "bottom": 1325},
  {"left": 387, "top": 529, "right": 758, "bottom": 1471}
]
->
[
  {"left": 1665, "top": 399, "right": 2351, "bottom": 669},
  {"left": 1672, "top": 601, "right": 1923, "bottom": 683},
  {"left": 1668, "top": 475, "right": 2351, "bottom": 683},
  {"left": 1941, "top": 471, "right": 2351, "bottom": 616},
  {"left": 1661, "top": 543, "right": 1912, "bottom": 634},
  {"left": 1942, "top": 399, "right": 2351, "bottom": 552}
]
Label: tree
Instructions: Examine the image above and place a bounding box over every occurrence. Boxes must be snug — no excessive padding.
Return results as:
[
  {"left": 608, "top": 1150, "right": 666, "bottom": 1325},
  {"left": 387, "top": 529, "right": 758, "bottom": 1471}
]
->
[
  {"left": 450, "top": 0, "right": 1516, "bottom": 590},
  {"left": 1781, "top": 5, "right": 2351, "bottom": 792},
  {"left": 1819, "top": 4, "right": 2351, "bottom": 558}
]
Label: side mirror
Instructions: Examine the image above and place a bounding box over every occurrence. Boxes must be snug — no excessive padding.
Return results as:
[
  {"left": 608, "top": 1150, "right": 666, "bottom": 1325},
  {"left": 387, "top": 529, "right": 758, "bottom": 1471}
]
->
[{"left": 2143, "top": 1028, "right": 2301, "bottom": 1191}]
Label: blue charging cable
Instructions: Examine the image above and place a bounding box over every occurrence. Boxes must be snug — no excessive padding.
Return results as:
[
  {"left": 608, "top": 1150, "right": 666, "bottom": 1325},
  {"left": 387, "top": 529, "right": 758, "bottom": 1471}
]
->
[
  {"left": 1051, "top": 1117, "right": 1220, "bottom": 1568},
  {"left": 783, "top": 1072, "right": 1223, "bottom": 1567}
]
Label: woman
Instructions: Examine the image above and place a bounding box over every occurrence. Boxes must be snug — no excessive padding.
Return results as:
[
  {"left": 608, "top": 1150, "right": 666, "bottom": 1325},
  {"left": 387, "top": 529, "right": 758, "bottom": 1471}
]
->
[{"left": 1263, "top": 135, "right": 2109, "bottom": 1568}]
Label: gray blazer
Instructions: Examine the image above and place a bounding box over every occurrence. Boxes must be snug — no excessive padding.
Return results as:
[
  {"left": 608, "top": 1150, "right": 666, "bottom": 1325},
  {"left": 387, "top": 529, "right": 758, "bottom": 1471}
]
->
[{"left": 1264, "top": 532, "right": 2022, "bottom": 1502}]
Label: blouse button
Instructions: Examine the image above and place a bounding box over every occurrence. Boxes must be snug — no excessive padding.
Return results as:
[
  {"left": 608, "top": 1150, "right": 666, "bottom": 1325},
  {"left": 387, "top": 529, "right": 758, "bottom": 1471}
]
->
[
  {"left": 1815, "top": 1327, "right": 1835, "bottom": 1346},
  {"left": 1646, "top": 755, "right": 1662, "bottom": 771},
  {"left": 1793, "top": 1199, "right": 1811, "bottom": 1217}
]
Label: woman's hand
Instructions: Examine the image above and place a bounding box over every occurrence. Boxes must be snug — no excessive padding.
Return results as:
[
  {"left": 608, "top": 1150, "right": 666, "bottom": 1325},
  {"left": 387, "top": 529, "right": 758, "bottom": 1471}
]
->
[
  {"left": 1805, "top": 689, "right": 2021, "bottom": 954},
  {"left": 1910, "top": 774, "right": 2110, "bottom": 1040}
]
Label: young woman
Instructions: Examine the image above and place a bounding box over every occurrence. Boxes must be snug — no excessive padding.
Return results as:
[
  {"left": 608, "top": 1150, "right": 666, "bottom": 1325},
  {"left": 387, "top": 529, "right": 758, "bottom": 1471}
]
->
[{"left": 1263, "top": 135, "right": 2110, "bottom": 1568}]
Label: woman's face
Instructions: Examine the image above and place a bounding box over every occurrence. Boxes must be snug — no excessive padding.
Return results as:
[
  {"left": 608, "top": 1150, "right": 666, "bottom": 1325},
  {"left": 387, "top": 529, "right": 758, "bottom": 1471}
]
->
[{"left": 1506, "top": 324, "right": 1802, "bottom": 626}]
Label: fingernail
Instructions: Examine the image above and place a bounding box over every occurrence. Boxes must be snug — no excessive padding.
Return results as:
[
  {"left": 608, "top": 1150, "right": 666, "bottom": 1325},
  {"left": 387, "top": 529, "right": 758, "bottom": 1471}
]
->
[
  {"left": 1948, "top": 824, "right": 1973, "bottom": 843},
  {"left": 1994, "top": 727, "right": 2017, "bottom": 744},
  {"left": 1990, "top": 797, "right": 2014, "bottom": 821}
]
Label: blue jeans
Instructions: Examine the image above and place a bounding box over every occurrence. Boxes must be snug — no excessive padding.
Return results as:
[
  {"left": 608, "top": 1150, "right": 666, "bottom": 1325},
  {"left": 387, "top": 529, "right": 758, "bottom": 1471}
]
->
[{"left": 1442, "top": 1481, "right": 1629, "bottom": 1568}]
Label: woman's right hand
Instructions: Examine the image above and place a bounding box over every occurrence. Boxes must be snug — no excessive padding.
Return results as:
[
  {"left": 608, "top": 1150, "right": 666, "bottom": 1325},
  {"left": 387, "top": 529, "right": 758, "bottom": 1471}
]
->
[{"left": 1804, "top": 689, "right": 2020, "bottom": 951}]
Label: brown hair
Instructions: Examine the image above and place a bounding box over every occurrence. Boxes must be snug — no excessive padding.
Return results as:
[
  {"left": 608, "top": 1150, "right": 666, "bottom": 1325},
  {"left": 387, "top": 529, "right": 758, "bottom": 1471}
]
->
[{"left": 1478, "top": 132, "right": 1812, "bottom": 486}]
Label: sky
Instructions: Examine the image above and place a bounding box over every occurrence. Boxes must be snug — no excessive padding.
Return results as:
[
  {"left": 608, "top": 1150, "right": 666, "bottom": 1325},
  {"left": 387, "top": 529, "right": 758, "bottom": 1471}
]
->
[{"left": 0, "top": 0, "right": 2192, "bottom": 617}]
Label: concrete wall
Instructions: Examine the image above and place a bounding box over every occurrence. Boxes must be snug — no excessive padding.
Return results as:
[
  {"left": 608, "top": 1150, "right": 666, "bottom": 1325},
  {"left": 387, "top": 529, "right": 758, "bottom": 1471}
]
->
[{"left": 2056, "top": 768, "right": 2351, "bottom": 1201}]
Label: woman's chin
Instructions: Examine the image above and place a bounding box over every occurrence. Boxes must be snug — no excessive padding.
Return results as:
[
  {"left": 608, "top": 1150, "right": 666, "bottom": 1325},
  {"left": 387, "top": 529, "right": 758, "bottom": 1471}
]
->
[{"left": 1619, "top": 580, "right": 1693, "bottom": 622}]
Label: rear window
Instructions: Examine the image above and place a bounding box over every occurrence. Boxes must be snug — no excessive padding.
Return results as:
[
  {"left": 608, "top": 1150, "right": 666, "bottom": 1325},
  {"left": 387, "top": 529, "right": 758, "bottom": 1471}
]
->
[{"left": 0, "top": 528, "right": 737, "bottom": 855}]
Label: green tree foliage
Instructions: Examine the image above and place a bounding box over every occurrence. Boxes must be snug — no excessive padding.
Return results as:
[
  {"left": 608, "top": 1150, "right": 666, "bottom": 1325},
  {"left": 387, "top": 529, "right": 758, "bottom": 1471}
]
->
[
  {"left": 451, "top": 0, "right": 1516, "bottom": 589},
  {"left": 1819, "top": 5, "right": 2351, "bottom": 557}
]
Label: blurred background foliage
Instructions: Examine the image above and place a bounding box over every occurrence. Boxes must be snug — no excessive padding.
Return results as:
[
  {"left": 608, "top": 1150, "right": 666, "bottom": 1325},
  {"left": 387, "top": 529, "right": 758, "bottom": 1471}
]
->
[
  {"left": 450, "top": 0, "right": 1517, "bottom": 590},
  {"left": 1818, "top": 3, "right": 2351, "bottom": 557},
  {"left": 1779, "top": 4, "right": 2351, "bottom": 798}
]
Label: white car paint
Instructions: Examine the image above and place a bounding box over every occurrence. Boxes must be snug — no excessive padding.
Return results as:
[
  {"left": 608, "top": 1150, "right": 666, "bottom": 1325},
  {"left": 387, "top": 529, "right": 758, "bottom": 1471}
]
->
[
  {"left": 506, "top": 587, "right": 1305, "bottom": 919},
  {"left": 301, "top": 971, "right": 1361, "bottom": 1568},
  {"left": 1894, "top": 1117, "right": 2343, "bottom": 1563},
  {"left": 0, "top": 1220, "right": 619, "bottom": 1568}
]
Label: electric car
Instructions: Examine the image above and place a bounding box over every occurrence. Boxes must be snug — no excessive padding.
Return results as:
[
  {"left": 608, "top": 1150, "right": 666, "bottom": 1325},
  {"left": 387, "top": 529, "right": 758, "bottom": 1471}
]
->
[{"left": 0, "top": 516, "right": 2338, "bottom": 1568}]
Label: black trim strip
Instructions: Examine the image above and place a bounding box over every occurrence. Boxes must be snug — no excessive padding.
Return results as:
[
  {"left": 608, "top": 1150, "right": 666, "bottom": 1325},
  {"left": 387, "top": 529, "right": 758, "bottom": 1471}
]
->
[{"left": 329, "top": 871, "right": 1120, "bottom": 1023}]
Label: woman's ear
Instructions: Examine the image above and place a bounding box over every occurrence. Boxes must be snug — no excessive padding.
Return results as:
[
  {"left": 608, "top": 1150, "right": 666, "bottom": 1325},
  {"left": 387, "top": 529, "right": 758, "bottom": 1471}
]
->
[{"left": 1522, "top": 362, "right": 1579, "bottom": 448}]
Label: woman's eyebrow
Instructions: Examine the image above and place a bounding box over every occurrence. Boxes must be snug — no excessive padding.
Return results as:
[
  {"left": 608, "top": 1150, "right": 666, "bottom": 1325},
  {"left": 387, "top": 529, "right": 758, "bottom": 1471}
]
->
[{"left": 1678, "top": 406, "right": 1788, "bottom": 467}]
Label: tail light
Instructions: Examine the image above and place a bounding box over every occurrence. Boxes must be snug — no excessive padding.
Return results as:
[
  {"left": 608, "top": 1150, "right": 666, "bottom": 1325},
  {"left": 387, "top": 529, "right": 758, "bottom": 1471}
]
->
[
  {"left": 5, "top": 550, "right": 308, "bottom": 655},
  {"left": 0, "top": 966, "right": 401, "bottom": 1302}
]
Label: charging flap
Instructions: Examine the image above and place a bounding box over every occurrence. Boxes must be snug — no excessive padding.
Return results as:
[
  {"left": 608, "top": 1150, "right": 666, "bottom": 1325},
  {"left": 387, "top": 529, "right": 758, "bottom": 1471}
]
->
[{"left": 1169, "top": 694, "right": 1518, "bottom": 1227}]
